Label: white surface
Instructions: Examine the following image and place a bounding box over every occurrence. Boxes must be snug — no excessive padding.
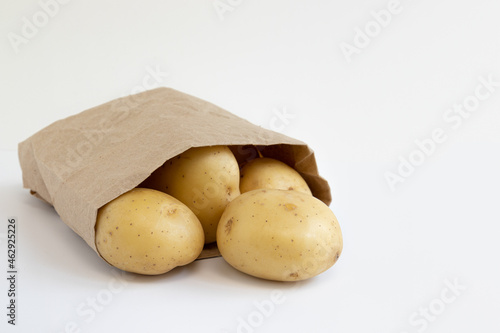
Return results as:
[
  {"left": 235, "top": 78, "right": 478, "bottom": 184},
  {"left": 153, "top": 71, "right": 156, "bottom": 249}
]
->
[{"left": 1, "top": 0, "right": 500, "bottom": 332}]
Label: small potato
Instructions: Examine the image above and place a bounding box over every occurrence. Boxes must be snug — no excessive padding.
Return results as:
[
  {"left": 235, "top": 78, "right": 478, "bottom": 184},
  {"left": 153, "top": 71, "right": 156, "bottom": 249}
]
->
[
  {"left": 239, "top": 157, "right": 312, "bottom": 195},
  {"left": 142, "top": 145, "right": 240, "bottom": 244},
  {"left": 216, "top": 189, "right": 342, "bottom": 281},
  {"left": 95, "top": 188, "right": 204, "bottom": 275}
]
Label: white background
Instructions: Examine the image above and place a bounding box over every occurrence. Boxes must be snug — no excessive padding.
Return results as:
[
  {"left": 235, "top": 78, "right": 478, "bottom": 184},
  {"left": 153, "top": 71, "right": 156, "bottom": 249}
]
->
[{"left": 1, "top": 0, "right": 500, "bottom": 332}]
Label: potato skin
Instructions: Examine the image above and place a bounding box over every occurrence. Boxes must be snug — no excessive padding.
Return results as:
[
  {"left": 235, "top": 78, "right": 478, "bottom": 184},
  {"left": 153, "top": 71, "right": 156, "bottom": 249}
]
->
[
  {"left": 216, "top": 189, "right": 342, "bottom": 281},
  {"left": 95, "top": 188, "right": 204, "bottom": 275},
  {"left": 240, "top": 157, "right": 312, "bottom": 195},
  {"left": 142, "top": 145, "right": 240, "bottom": 244}
]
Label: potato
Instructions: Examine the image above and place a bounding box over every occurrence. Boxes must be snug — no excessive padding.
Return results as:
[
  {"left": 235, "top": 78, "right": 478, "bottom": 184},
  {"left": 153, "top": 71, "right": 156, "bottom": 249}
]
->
[
  {"left": 239, "top": 157, "right": 312, "bottom": 195},
  {"left": 216, "top": 189, "right": 342, "bottom": 281},
  {"left": 95, "top": 188, "right": 204, "bottom": 275},
  {"left": 142, "top": 145, "right": 240, "bottom": 244}
]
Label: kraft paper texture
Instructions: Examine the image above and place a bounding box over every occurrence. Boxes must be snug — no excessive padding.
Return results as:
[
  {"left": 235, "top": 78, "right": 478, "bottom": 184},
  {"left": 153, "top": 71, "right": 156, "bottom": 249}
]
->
[{"left": 18, "top": 87, "right": 331, "bottom": 261}]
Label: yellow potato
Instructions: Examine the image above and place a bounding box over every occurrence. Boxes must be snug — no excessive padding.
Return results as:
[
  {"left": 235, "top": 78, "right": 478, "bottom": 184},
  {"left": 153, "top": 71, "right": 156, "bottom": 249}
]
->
[
  {"left": 216, "top": 189, "right": 342, "bottom": 281},
  {"left": 95, "top": 188, "right": 204, "bottom": 275},
  {"left": 239, "top": 157, "right": 312, "bottom": 195},
  {"left": 142, "top": 145, "right": 240, "bottom": 244}
]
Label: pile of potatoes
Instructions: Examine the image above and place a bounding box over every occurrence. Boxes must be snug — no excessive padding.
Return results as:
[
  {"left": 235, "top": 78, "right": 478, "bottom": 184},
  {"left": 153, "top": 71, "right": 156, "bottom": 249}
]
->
[{"left": 95, "top": 146, "right": 343, "bottom": 281}]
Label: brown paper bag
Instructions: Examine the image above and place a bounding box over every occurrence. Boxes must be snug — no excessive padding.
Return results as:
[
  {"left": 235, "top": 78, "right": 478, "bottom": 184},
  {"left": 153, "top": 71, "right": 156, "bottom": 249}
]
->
[{"left": 18, "top": 87, "right": 331, "bottom": 261}]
